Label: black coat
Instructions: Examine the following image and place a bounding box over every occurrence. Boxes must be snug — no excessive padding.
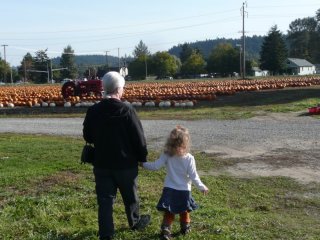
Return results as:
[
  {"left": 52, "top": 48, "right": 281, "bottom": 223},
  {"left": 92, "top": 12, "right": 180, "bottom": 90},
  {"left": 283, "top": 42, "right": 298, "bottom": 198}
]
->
[{"left": 83, "top": 98, "right": 148, "bottom": 169}]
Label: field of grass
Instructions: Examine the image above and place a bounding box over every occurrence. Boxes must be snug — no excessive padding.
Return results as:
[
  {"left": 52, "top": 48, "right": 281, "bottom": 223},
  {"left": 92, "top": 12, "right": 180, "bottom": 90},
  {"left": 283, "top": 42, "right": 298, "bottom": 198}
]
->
[
  {"left": 137, "top": 86, "right": 320, "bottom": 120},
  {"left": 0, "top": 134, "right": 319, "bottom": 239}
]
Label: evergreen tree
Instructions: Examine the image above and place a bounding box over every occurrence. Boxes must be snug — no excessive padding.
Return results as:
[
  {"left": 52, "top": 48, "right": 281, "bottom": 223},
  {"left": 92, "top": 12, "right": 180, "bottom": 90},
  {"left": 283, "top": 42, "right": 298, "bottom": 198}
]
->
[
  {"left": 129, "top": 40, "right": 150, "bottom": 79},
  {"left": 179, "top": 43, "right": 193, "bottom": 63},
  {"left": 133, "top": 40, "right": 150, "bottom": 58},
  {"left": 60, "top": 45, "right": 78, "bottom": 79},
  {"left": 260, "top": 25, "right": 288, "bottom": 75},
  {"left": 33, "top": 49, "right": 50, "bottom": 83},
  {"left": 18, "top": 53, "right": 33, "bottom": 82}
]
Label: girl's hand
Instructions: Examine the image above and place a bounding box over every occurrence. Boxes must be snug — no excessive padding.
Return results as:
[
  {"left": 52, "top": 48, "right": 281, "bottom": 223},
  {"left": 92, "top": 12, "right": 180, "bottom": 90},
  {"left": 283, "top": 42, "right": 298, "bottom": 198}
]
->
[
  {"left": 138, "top": 162, "right": 144, "bottom": 167},
  {"left": 201, "top": 188, "right": 209, "bottom": 195}
]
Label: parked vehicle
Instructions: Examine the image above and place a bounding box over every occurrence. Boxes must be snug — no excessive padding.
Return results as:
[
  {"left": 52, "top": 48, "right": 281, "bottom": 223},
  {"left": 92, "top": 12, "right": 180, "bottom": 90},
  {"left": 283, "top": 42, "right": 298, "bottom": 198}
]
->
[
  {"left": 308, "top": 105, "right": 320, "bottom": 115},
  {"left": 125, "top": 75, "right": 132, "bottom": 81},
  {"left": 61, "top": 78, "right": 72, "bottom": 85},
  {"left": 61, "top": 79, "right": 103, "bottom": 99},
  {"left": 156, "top": 76, "right": 173, "bottom": 80}
]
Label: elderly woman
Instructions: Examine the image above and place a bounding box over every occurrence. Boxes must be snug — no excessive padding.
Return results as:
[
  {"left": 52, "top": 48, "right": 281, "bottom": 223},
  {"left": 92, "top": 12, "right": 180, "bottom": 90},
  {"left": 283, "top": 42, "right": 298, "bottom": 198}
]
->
[{"left": 83, "top": 71, "right": 150, "bottom": 240}]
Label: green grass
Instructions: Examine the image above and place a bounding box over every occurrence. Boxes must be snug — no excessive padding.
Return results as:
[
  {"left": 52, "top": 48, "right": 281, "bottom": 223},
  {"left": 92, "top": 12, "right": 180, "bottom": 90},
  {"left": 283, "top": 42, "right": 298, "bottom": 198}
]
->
[
  {"left": 136, "top": 86, "right": 320, "bottom": 120},
  {"left": 0, "top": 134, "right": 319, "bottom": 239}
]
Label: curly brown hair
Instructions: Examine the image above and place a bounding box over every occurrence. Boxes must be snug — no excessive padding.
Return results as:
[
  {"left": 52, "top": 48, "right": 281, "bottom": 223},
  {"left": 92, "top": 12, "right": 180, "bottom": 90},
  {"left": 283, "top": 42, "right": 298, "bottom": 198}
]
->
[{"left": 164, "top": 125, "right": 190, "bottom": 156}]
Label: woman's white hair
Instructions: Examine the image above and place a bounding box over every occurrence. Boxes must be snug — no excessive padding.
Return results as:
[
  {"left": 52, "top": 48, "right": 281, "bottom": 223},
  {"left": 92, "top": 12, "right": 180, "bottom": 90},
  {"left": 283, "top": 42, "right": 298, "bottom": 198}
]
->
[{"left": 102, "top": 71, "right": 125, "bottom": 95}]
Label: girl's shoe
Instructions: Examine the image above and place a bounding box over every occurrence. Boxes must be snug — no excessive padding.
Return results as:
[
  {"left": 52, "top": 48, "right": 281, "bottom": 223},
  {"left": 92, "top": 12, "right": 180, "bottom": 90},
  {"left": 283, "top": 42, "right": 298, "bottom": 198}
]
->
[
  {"left": 180, "top": 222, "right": 191, "bottom": 235},
  {"left": 161, "top": 224, "right": 172, "bottom": 240}
]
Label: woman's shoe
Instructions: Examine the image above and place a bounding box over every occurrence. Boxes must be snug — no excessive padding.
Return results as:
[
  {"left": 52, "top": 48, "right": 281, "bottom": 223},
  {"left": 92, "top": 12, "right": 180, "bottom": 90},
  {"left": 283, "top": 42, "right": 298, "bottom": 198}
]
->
[{"left": 131, "top": 215, "right": 151, "bottom": 230}]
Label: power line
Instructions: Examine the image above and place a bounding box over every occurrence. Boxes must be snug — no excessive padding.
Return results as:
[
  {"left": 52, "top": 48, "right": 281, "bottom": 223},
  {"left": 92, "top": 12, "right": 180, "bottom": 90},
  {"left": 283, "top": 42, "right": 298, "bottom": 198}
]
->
[
  {"left": 0, "top": 16, "right": 240, "bottom": 44},
  {"left": 248, "top": 3, "right": 319, "bottom": 9},
  {"left": 0, "top": 3, "right": 317, "bottom": 36},
  {"left": 4, "top": 2, "right": 317, "bottom": 66},
  {"left": 0, "top": 9, "right": 240, "bottom": 35},
  {"left": 2, "top": 5, "right": 314, "bottom": 50}
]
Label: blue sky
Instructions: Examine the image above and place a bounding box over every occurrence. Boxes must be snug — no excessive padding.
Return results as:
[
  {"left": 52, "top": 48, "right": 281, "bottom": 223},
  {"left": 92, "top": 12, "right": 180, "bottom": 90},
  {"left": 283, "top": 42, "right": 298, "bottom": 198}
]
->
[{"left": 1, "top": 0, "right": 319, "bottom": 66}]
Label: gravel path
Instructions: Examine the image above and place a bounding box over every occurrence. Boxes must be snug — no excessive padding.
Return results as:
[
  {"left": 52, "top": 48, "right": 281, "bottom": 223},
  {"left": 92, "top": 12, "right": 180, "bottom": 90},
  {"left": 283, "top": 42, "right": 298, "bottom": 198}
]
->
[
  {"left": 0, "top": 114, "right": 319, "bottom": 158},
  {"left": 1, "top": 114, "right": 319, "bottom": 183}
]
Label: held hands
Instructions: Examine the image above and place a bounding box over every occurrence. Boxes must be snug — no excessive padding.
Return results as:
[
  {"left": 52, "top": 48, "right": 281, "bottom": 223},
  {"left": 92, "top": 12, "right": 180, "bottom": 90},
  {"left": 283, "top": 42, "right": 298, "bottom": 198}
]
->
[{"left": 201, "top": 187, "right": 209, "bottom": 195}]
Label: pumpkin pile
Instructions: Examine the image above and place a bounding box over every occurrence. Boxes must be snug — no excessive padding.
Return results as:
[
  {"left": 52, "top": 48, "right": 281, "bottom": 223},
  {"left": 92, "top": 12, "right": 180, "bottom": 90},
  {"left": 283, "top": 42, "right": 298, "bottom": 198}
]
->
[
  {"left": 0, "top": 76, "right": 319, "bottom": 108},
  {"left": 0, "top": 85, "right": 62, "bottom": 108}
]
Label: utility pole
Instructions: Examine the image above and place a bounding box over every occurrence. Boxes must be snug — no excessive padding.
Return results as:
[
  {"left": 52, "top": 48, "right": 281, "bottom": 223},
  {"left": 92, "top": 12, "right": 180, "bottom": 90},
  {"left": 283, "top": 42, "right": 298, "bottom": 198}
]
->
[
  {"left": 47, "top": 62, "right": 50, "bottom": 83},
  {"left": 50, "top": 60, "right": 53, "bottom": 83},
  {"left": 10, "top": 67, "right": 13, "bottom": 84},
  {"left": 241, "top": 2, "right": 247, "bottom": 79},
  {"left": 23, "top": 58, "right": 28, "bottom": 82},
  {"left": 1, "top": 44, "right": 8, "bottom": 83},
  {"left": 145, "top": 55, "right": 148, "bottom": 80},
  {"left": 118, "top": 48, "right": 120, "bottom": 72},
  {"left": 105, "top": 51, "right": 109, "bottom": 70}
]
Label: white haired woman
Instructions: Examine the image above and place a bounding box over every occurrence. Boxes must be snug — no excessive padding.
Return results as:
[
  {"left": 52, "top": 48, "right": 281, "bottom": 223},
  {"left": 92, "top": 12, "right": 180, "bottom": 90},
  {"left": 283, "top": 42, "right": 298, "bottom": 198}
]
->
[{"left": 83, "top": 71, "right": 150, "bottom": 240}]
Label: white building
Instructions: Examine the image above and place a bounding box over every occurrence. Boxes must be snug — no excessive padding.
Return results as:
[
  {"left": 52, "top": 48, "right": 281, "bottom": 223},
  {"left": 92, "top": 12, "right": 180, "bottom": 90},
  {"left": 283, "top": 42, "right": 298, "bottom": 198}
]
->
[
  {"left": 286, "top": 58, "right": 316, "bottom": 75},
  {"left": 252, "top": 67, "right": 269, "bottom": 77}
]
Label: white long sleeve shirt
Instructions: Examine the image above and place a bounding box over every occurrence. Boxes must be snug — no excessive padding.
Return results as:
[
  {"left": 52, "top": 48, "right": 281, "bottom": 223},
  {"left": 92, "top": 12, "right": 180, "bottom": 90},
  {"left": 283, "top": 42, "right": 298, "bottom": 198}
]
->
[{"left": 143, "top": 153, "right": 208, "bottom": 192}]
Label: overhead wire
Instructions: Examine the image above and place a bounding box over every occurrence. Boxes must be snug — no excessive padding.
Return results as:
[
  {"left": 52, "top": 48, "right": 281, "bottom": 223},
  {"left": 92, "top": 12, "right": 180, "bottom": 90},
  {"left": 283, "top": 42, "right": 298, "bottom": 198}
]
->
[
  {"left": 3, "top": 3, "right": 319, "bottom": 64},
  {"left": 0, "top": 8, "right": 239, "bottom": 35}
]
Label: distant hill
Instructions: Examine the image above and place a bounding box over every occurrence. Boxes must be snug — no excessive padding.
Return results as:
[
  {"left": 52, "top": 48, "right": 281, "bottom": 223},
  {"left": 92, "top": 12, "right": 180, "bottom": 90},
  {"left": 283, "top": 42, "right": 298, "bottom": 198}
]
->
[
  {"left": 51, "top": 36, "right": 265, "bottom": 67},
  {"left": 52, "top": 55, "right": 132, "bottom": 67},
  {"left": 168, "top": 35, "right": 264, "bottom": 60}
]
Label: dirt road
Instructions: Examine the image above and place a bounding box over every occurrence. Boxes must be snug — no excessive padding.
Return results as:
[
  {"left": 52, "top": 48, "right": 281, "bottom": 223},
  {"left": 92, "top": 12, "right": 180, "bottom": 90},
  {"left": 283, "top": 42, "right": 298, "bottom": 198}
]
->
[{"left": 0, "top": 112, "right": 319, "bottom": 183}]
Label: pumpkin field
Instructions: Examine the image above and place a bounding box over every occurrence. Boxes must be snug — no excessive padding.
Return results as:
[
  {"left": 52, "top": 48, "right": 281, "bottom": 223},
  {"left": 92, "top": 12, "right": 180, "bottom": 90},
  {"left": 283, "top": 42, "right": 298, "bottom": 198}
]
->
[{"left": 0, "top": 76, "right": 320, "bottom": 108}]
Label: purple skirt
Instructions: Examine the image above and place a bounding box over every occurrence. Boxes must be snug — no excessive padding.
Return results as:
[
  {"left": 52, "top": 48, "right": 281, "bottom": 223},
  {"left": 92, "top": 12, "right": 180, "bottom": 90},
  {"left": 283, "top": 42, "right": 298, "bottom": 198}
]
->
[{"left": 156, "top": 187, "right": 199, "bottom": 214}]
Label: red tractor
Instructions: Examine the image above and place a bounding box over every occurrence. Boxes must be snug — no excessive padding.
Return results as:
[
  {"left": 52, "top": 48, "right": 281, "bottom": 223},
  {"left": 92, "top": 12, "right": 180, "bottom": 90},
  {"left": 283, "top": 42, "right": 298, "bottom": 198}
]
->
[{"left": 61, "top": 79, "right": 104, "bottom": 99}]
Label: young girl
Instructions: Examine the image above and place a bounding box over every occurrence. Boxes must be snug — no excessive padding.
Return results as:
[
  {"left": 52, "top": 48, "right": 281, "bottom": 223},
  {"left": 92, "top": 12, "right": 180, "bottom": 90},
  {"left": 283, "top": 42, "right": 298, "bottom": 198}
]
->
[{"left": 142, "top": 125, "right": 209, "bottom": 240}]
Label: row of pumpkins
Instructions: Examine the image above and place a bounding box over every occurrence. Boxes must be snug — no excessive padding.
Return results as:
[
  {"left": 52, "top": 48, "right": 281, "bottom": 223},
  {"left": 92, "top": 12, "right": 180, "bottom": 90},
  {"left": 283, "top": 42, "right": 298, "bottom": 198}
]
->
[
  {"left": 0, "top": 100, "right": 195, "bottom": 108},
  {"left": 0, "top": 76, "right": 319, "bottom": 108}
]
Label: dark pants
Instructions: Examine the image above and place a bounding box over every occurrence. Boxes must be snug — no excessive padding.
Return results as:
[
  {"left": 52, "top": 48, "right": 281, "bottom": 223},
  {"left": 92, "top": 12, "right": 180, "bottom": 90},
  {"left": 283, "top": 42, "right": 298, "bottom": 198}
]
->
[{"left": 93, "top": 167, "right": 140, "bottom": 239}]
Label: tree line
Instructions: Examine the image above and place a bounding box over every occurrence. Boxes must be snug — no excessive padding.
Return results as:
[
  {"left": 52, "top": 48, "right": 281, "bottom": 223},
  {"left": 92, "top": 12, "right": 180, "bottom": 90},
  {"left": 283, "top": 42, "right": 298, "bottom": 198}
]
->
[
  {"left": 1, "top": 8, "right": 319, "bottom": 83},
  {"left": 130, "top": 8, "right": 320, "bottom": 79}
]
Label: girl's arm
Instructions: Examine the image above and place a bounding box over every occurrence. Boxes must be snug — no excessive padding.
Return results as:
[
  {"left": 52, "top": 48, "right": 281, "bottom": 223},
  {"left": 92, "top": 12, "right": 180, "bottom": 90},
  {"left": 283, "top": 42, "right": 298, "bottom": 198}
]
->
[
  {"left": 142, "top": 153, "right": 167, "bottom": 171},
  {"left": 188, "top": 156, "right": 209, "bottom": 193}
]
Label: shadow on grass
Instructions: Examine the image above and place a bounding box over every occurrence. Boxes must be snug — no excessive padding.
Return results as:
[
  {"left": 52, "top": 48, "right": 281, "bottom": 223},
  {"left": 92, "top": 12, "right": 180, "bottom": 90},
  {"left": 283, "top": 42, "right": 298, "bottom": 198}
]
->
[
  {"left": 202, "top": 87, "right": 320, "bottom": 108},
  {"left": 115, "top": 227, "right": 160, "bottom": 240},
  {"left": 43, "top": 230, "right": 98, "bottom": 240},
  {"left": 43, "top": 229, "right": 161, "bottom": 240}
]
